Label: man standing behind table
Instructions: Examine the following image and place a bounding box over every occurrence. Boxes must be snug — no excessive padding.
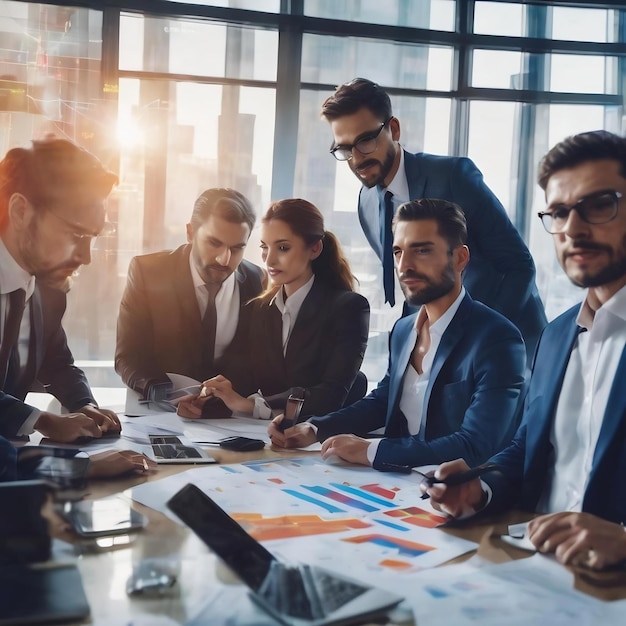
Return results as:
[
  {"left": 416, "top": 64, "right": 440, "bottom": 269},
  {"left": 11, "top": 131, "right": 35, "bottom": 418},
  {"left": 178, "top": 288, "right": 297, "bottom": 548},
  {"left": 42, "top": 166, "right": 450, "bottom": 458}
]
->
[
  {"left": 115, "top": 188, "right": 264, "bottom": 401},
  {"left": 321, "top": 77, "right": 547, "bottom": 362},
  {"left": 269, "top": 199, "right": 525, "bottom": 471},
  {"left": 0, "top": 138, "right": 121, "bottom": 442},
  {"left": 425, "top": 130, "right": 626, "bottom": 571}
]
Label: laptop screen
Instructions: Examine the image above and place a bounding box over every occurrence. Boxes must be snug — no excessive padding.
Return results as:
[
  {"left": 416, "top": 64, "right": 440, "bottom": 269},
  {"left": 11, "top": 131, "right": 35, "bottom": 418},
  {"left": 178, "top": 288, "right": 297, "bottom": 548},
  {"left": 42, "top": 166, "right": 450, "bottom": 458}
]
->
[{"left": 167, "top": 482, "right": 273, "bottom": 590}]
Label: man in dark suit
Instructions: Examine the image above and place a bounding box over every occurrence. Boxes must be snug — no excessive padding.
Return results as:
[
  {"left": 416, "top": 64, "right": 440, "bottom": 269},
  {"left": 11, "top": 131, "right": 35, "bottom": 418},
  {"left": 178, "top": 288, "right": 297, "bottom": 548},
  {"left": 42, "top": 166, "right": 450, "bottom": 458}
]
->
[
  {"left": 425, "top": 130, "right": 626, "bottom": 571},
  {"left": 321, "top": 78, "right": 547, "bottom": 362},
  {"left": 115, "top": 188, "right": 264, "bottom": 400},
  {"left": 0, "top": 138, "right": 121, "bottom": 442},
  {"left": 269, "top": 199, "right": 526, "bottom": 470}
]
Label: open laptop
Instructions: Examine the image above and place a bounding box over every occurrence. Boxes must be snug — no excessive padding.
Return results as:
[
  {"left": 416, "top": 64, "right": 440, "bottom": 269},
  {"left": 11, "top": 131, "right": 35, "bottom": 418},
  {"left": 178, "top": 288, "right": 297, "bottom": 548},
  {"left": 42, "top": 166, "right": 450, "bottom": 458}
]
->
[
  {"left": 148, "top": 435, "right": 217, "bottom": 465},
  {"left": 167, "top": 483, "right": 403, "bottom": 626}
]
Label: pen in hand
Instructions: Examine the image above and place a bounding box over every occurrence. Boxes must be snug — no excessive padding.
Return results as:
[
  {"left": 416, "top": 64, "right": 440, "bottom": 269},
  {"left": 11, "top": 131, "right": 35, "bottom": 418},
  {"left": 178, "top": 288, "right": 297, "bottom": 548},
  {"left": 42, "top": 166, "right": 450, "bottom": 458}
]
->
[{"left": 418, "top": 462, "right": 499, "bottom": 499}]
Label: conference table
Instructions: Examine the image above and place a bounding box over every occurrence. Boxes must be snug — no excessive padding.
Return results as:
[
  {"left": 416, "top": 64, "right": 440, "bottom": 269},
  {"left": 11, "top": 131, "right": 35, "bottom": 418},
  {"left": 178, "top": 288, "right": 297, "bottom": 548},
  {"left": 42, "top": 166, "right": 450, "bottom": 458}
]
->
[
  {"left": 23, "top": 390, "right": 625, "bottom": 625},
  {"left": 44, "top": 443, "right": 626, "bottom": 626}
]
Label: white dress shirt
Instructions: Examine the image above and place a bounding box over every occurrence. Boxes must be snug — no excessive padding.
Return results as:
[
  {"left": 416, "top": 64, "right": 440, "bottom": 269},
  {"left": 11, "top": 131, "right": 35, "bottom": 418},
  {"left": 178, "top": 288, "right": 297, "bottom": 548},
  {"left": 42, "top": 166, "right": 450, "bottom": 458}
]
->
[
  {"left": 189, "top": 255, "right": 240, "bottom": 360},
  {"left": 271, "top": 274, "right": 315, "bottom": 356},
  {"left": 366, "top": 287, "right": 466, "bottom": 463},
  {"left": 537, "top": 283, "right": 626, "bottom": 514}
]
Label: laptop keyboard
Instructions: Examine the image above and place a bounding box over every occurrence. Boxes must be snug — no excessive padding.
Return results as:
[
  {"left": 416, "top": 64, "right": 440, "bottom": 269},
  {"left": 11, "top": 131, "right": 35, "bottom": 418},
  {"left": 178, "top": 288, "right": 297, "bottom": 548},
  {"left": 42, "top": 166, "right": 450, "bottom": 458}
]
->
[
  {"left": 301, "top": 565, "right": 367, "bottom": 617},
  {"left": 277, "top": 564, "right": 367, "bottom": 620},
  {"left": 149, "top": 436, "right": 203, "bottom": 460}
]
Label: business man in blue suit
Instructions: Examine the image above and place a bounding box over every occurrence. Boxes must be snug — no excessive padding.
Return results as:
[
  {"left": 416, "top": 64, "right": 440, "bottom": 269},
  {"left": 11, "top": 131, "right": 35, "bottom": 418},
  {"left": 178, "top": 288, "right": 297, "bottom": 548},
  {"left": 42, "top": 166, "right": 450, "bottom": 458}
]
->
[
  {"left": 425, "top": 130, "right": 626, "bottom": 571},
  {"left": 321, "top": 78, "right": 546, "bottom": 362},
  {"left": 269, "top": 199, "right": 526, "bottom": 470}
]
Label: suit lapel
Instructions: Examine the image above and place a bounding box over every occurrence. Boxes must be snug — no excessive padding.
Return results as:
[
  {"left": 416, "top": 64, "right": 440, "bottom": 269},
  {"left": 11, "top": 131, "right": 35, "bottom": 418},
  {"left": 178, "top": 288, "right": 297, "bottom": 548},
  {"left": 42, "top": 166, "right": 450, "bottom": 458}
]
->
[
  {"left": 405, "top": 151, "right": 427, "bottom": 202},
  {"left": 358, "top": 187, "right": 384, "bottom": 259},
  {"left": 421, "top": 294, "right": 472, "bottom": 423},
  {"left": 175, "top": 246, "right": 202, "bottom": 333},
  {"left": 524, "top": 310, "right": 580, "bottom": 472},
  {"left": 590, "top": 345, "right": 626, "bottom": 473},
  {"left": 284, "top": 280, "right": 323, "bottom": 365},
  {"left": 386, "top": 317, "right": 417, "bottom": 425}
]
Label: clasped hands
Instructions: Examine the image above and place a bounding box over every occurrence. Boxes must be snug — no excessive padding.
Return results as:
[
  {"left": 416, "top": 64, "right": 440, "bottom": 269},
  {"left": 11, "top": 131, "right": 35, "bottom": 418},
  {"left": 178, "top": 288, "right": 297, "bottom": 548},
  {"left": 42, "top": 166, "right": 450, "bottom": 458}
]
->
[
  {"left": 422, "top": 458, "right": 626, "bottom": 570},
  {"left": 35, "top": 404, "right": 121, "bottom": 443},
  {"left": 267, "top": 416, "right": 372, "bottom": 466},
  {"left": 176, "top": 375, "right": 254, "bottom": 418}
]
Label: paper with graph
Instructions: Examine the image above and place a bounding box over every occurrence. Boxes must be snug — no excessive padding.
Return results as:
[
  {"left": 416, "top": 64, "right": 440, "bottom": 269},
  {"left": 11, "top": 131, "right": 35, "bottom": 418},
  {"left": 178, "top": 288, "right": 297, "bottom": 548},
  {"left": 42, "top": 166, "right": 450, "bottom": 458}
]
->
[{"left": 131, "top": 456, "right": 477, "bottom": 591}]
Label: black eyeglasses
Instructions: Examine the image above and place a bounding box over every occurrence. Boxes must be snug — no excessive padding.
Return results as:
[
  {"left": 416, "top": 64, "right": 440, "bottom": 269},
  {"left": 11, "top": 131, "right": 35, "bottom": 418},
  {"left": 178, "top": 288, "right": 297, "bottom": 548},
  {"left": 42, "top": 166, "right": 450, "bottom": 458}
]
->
[
  {"left": 330, "top": 118, "right": 391, "bottom": 161},
  {"left": 538, "top": 190, "right": 622, "bottom": 234}
]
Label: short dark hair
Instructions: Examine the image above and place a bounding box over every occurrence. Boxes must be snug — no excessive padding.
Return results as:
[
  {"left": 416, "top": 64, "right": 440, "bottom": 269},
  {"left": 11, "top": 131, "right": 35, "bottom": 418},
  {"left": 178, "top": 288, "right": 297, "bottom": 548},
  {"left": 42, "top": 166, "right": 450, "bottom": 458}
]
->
[
  {"left": 394, "top": 198, "right": 467, "bottom": 249},
  {"left": 321, "top": 77, "right": 392, "bottom": 122},
  {"left": 190, "top": 188, "right": 256, "bottom": 233},
  {"left": 538, "top": 130, "right": 626, "bottom": 190},
  {"left": 0, "top": 138, "right": 118, "bottom": 232}
]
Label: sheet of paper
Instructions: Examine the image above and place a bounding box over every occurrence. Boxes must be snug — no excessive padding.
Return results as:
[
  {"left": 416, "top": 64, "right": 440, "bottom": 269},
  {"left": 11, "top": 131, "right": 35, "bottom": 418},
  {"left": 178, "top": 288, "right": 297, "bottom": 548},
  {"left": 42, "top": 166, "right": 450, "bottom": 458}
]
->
[
  {"left": 132, "top": 457, "right": 477, "bottom": 583},
  {"left": 409, "top": 553, "right": 625, "bottom": 626}
]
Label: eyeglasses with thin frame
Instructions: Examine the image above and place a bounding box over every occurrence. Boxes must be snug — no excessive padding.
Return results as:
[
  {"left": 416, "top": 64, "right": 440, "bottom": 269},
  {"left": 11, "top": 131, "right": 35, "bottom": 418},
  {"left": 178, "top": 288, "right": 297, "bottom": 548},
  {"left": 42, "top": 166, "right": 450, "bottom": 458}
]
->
[
  {"left": 329, "top": 118, "right": 392, "bottom": 161},
  {"left": 41, "top": 205, "right": 116, "bottom": 245},
  {"left": 537, "top": 190, "right": 622, "bottom": 234}
]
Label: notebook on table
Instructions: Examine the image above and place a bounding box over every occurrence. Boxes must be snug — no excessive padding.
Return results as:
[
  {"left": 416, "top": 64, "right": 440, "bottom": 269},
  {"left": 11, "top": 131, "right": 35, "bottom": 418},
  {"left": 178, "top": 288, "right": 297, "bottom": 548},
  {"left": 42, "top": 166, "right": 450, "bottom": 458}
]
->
[{"left": 167, "top": 483, "right": 403, "bottom": 626}]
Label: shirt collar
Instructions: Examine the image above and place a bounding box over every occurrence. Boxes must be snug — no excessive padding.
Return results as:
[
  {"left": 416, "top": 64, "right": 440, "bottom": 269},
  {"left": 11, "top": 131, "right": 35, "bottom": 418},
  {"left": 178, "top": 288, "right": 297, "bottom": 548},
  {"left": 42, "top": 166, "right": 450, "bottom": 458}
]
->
[
  {"left": 272, "top": 274, "right": 315, "bottom": 315},
  {"left": 0, "top": 236, "right": 36, "bottom": 300},
  {"left": 381, "top": 149, "right": 409, "bottom": 202},
  {"left": 415, "top": 286, "right": 466, "bottom": 336},
  {"left": 577, "top": 282, "right": 626, "bottom": 330}
]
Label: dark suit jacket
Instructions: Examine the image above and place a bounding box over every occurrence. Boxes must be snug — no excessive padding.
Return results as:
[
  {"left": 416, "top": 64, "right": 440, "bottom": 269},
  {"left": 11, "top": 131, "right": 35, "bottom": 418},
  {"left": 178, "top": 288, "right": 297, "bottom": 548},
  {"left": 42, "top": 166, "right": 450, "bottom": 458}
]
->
[
  {"left": 484, "top": 305, "right": 626, "bottom": 525},
  {"left": 115, "top": 244, "right": 264, "bottom": 396},
  {"left": 0, "top": 283, "right": 95, "bottom": 438},
  {"left": 358, "top": 150, "right": 547, "bottom": 361},
  {"left": 310, "top": 293, "right": 526, "bottom": 470},
  {"left": 230, "top": 279, "right": 370, "bottom": 417}
]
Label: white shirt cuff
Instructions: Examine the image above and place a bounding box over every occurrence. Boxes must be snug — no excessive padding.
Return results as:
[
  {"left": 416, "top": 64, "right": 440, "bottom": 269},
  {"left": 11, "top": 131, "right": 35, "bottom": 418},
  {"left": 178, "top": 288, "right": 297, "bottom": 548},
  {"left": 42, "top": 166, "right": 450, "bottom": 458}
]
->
[
  {"left": 249, "top": 393, "right": 272, "bottom": 420},
  {"left": 366, "top": 438, "right": 381, "bottom": 465},
  {"left": 17, "top": 408, "right": 41, "bottom": 436}
]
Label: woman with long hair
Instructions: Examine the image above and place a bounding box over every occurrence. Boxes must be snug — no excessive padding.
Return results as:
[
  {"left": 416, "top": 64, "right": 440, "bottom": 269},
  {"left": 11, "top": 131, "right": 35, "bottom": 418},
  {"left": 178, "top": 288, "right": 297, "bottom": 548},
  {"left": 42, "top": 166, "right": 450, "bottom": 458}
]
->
[{"left": 179, "top": 198, "right": 370, "bottom": 419}]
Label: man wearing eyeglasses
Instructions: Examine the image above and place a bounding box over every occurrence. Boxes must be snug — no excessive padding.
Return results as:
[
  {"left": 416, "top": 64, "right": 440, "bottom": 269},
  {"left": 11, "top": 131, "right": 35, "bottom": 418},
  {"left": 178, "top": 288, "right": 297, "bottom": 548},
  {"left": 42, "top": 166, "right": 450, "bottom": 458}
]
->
[
  {"left": 0, "top": 138, "right": 121, "bottom": 443},
  {"left": 424, "top": 130, "right": 626, "bottom": 571},
  {"left": 321, "top": 78, "right": 547, "bottom": 363}
]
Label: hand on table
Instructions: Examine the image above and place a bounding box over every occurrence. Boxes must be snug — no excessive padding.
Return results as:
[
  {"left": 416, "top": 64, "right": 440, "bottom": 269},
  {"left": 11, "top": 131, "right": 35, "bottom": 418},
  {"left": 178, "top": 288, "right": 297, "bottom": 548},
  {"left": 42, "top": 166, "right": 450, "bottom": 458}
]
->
[
  {"left": 86, "top": 449, "right": 157, "bottom": 479},
  {"left": 527, "top": 511, "right": 626, "bottom": 570},
  {"left": 320, "top": 434, "right": 371, "bottom": 466}
]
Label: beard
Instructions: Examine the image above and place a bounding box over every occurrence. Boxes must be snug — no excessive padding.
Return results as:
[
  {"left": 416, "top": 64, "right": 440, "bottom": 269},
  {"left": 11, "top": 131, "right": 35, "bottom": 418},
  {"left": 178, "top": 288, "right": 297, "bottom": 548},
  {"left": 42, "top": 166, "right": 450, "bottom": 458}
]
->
[
  {"left": 564, "top": 236, "right": 626, "bottom": 288},
  {"left": 350, "top": 145, "right": 397, "bottom": 189},
  {"left": 21, "top": 221, "right": 78, "bottom": 293},
  {"left": 400, "top": 260, "right": 456, "bottom": 306}
]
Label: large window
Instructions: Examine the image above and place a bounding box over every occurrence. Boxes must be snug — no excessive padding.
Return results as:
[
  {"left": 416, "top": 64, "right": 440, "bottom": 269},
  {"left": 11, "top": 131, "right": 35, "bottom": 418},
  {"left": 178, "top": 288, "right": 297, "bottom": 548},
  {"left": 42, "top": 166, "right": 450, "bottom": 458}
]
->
[{"left": 1, "top": 0, "right": 625, "bottom": 387}]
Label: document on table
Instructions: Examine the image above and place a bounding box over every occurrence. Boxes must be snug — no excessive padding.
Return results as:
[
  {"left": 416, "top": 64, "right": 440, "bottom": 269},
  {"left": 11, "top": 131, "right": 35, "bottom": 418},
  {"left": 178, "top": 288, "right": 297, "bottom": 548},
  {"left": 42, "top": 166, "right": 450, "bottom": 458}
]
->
[{"left": 410, "top": 552, "right": 626, "bottom": 625}]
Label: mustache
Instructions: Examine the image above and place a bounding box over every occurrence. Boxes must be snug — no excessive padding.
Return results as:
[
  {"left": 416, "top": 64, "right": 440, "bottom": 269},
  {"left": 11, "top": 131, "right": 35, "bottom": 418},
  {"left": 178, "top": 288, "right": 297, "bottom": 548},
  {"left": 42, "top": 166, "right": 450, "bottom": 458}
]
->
[
  {"left": 356, "top": 159, "right": 379, "bottom": 171},
  {"left": 566, "top": 240, "right": 612, "bottom": 255},
  {"left": 399, "top": 270, "right": 431, "bottom": 282}
]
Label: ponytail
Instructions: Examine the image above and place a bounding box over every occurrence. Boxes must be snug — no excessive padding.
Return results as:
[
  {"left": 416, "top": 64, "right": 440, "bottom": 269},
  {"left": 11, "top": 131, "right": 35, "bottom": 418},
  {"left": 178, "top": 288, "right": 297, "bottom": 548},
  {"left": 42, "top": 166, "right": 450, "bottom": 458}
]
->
[{"left": 313, "top": 231, "right": 355, "bottom": 292}]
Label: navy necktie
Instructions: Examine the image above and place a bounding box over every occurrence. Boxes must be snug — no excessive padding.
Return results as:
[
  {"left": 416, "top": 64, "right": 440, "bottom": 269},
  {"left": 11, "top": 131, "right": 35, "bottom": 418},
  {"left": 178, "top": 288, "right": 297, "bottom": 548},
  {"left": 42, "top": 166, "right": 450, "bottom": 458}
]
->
[
  {"left": 202, "top": 283, "right": 220, "bottom": 366},
  {"left": 379, "top": 189, "right": 395, "bottom": 307}
]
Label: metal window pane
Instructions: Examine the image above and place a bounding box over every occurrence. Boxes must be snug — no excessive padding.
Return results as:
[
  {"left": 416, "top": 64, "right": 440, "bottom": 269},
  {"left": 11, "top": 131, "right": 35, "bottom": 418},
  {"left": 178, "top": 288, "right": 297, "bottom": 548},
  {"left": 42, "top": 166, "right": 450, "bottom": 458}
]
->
[
  {"left": 303, "top": 0, "right": 455, "bottom": 31},
  {"left": 301, "top": 34, "right": 453, "bottom": 92}
]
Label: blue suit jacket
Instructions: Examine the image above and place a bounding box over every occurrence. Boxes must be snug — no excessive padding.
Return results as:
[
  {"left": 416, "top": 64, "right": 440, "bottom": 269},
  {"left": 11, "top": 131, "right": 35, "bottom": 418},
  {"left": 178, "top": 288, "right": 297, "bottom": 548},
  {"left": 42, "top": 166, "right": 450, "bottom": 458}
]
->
[
  {"left": 358, "top": 151, "right": 547, "bottom": 360},
  {"left": 310, "top": 293, "right": 526, "bottom": 469},
  {"left": 0, "top": 283, "right": 94, "bottom": 438},
  {"left": 485, "top": 305, "right": 626, "bottom": 525}
]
